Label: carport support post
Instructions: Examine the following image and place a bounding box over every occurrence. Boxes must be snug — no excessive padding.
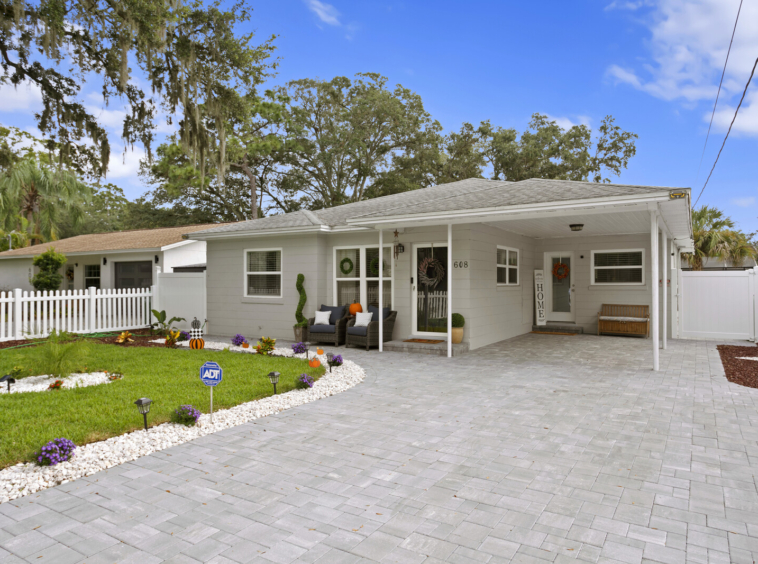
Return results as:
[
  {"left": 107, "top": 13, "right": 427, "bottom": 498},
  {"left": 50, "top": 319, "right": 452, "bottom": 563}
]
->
[
  {"left": 447, "top": 223, "right": 452, "bottom": 358},
  {"left": 650, "top": 211, "right": 659, "bottom": 371},
  {"left": 379, "top": 228, "right": 383, "bottom": 352},
  {"left": 661, "top": 229, "right": 668, "bottom": 350}
]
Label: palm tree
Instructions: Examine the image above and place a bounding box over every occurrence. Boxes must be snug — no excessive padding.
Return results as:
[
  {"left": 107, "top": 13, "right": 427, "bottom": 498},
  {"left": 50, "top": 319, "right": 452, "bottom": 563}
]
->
[
  {"left": 716, "top": 230, "right": 757, "bottom": 267},
  {"left": 0, "top": 160, "right": 91, "bottom": 244},
  {"left": 683, "top": 206, "right": 735, "bottom": 270}
]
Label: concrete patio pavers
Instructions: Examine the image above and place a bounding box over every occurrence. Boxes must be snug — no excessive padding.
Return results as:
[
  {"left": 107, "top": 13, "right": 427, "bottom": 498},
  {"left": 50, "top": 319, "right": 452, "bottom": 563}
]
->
[{"left": 2, "top": 333, "right": 758, "bottom": 563}]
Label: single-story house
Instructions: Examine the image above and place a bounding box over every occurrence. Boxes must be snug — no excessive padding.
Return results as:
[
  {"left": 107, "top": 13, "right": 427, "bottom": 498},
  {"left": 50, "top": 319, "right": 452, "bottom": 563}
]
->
[
  {"left": 188, "top": 178, "right": 693, "bottom": 370},
  {"left": 0, "top": 224, "right": 216, "bottom": 292}
]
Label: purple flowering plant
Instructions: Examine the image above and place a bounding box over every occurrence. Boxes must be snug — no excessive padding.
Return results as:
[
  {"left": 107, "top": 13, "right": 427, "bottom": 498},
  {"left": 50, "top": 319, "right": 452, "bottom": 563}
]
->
[
  {"left": 291, "top": 342, "right": 307, "bottom": 354},
  {"left": 178, "top": 331, "right": 190, "bottom": 342},
  {"left": 329, "top": 354, "right": 343, "bottom": 367},
  {"left": 296, "top": 373, "right": 314, "bottom": 389},
  {"left": 231, "top": 334, "right": 248, "bottom": 347},
  {"left": 34, "top": 438, "right": 76, "bottom": 466},
  {"left": 171, "top": 405, "right": 202, "bottom": 427}
]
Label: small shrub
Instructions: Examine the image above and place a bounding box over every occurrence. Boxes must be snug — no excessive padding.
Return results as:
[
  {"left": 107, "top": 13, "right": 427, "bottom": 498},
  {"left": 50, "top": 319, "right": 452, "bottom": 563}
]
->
[
  {"left": 31, "top": 248, "right": 67, "bottom": 291},
  {"left": 329, "top": 354, "right": 343, "bottom": 368},
  {"left": 296, "top": 373, "right": 314, "bottom": 389},
  {"left": 178, "top": 331, "right": 190, "bottom": 342},
  {"left": 231, "top": 333, "right": 248, "bottom": 347},
  {"left": 115, "top": 331, "right": 134, "bottom": 344},
  {"left": 292, "top": 342, "right": 306, "bottom": 354},
  {"left": 34, "top": 438, "right": 76, "bottom": 466},
  {"left": 171, "top": 405, "right": 202, "bottom": 427},
  {"left": 451, "top": 313, "right": 465, "bottom": 328},
  {"left": 295, "top": 273, "right": 308, "bottom": 327},
  {"left": 34, "top": 330, "right": 90, "bottom": 378},
  {"left": 48, "top": 379, "right": 64, "bottom": 390},
  {"left": 254, "top": 336, "right": 276, "bottom": 355},
  {"left": 165, "top": 330, "right": 180, "bottom": 347}
]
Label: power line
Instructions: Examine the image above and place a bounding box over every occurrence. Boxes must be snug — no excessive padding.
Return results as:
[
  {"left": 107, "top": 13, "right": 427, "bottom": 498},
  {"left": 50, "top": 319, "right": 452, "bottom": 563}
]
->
[
  {"left": 695, "top": 0, "right": 743, "bottom": 182},
  {"left": 695, "top": 56, "right": 758, "bottom": 207}
]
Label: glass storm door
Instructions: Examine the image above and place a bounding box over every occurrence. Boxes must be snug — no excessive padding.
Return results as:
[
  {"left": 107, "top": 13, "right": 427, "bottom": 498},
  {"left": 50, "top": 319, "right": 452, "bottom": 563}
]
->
[
  {"left": 412, "top": 244, "right": 448, "bottom": 335},
  {"left": 545, "top": 251, "right": 575, "bottom": 322}
]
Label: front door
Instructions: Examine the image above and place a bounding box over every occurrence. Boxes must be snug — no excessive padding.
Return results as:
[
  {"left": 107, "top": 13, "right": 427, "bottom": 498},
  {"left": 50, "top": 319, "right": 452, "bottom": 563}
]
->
[
  {"left": 412, "top": 244, "right": 448, "bottom": 336},
  {"left": 544, "top": 251, "right": 575, "bottom": 322}
]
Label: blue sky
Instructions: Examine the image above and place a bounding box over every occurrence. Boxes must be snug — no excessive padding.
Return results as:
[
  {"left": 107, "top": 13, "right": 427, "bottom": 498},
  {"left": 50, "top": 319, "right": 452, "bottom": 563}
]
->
[{"left": 1, "top": 0, "right": 757, "bottom": 232}]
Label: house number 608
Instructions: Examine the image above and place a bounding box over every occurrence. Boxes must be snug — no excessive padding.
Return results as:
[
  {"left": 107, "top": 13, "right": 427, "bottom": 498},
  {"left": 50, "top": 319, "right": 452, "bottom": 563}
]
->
[{"left": 453, "top": 261, "right": 468, "bottom": 268}]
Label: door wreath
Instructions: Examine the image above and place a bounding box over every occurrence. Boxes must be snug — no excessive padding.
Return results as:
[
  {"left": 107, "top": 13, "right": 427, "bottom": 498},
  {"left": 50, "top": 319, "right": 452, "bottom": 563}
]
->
[
  {"left": 339, "top": 257, "right": 354, "bottom": 275},
  {"left": 552, "top": 262, "right": 570, "bottom": 280},
  {"left": 418, "top": 256, "right": 445, "bottom": 288}
]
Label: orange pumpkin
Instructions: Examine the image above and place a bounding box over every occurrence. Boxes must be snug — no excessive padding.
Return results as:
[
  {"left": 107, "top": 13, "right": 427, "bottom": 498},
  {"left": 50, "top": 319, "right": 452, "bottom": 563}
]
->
[
  {"left": 309, "top": 358, "right": 321, "bottom": 368},
  {"left": 189, "top": 338, "right": 205, "bottom": 350},
  {"left": 349, "top": 302, "right": 363, "bottom": 315},
  {"left": 317, "top": 348, "right": 324, "bottom": 355}
]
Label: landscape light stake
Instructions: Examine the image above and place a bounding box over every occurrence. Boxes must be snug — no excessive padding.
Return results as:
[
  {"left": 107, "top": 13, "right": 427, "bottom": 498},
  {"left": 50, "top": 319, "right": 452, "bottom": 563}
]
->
[
  {"left": 326, "top": 352, "right": 334, "bottom": 373},
  {"left": 134, "top": 397, "right": 152, "bottom": 431},
  {"left": 0, "top": 375, "right": 15, "bottom": 392},
  {"left": 303, "top": 342, "right": 310, "bottom": 361},
  {"left": 268, "top": 371, "right": 281, "bottom": 395}
]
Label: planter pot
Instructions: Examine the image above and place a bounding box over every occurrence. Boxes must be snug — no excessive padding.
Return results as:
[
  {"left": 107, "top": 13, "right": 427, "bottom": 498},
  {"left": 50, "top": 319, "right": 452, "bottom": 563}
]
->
[
  {"left": 293, "top": 325, "right": 308, "bottom": 342},
  {"left": 451, "top": 327, "right": 464, "bottom": 344}
]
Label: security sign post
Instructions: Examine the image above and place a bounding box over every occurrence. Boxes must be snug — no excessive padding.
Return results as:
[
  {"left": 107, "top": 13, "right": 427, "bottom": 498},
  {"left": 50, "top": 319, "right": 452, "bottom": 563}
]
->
[{"left": 199, "top": 361, "right": 223, "bottom": 423}]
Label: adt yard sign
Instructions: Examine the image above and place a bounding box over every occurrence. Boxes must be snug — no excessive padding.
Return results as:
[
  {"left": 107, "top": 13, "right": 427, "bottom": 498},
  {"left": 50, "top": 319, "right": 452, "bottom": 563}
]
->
[{"left": 200, "top": 361, "right": 223, "bottom": 387}]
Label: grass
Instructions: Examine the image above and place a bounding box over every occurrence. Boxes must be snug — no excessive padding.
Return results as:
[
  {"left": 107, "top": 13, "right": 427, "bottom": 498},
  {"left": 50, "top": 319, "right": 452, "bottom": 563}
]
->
[{"left": 0, "top": 343, "right": 324, "bottom": 469}]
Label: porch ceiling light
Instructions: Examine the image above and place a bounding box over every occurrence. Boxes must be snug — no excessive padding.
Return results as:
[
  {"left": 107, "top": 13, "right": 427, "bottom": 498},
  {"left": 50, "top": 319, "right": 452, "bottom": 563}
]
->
[{"left": 570, "top": 224, "right": 584, "bottom": 232}]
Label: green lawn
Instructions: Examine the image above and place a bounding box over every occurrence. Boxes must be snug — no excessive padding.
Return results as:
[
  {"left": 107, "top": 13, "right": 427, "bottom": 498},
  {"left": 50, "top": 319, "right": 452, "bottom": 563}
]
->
[{"left": 0, "top": 343, "right": 324, "bottom": 469}]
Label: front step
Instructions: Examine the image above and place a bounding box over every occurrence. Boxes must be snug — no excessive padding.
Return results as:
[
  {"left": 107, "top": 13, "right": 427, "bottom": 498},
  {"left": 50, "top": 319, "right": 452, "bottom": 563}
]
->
[{"left": 531, "top": 324, "right": 584, "bottom": 334}]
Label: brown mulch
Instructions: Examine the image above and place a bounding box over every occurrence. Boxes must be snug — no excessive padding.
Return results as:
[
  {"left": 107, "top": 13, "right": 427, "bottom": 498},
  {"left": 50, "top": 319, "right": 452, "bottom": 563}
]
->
[
  {"left": 0, "top": 328, "right": 167, "bottom": 351},
  {"left": 716, "top": 344, "right": 758, "bottom": 389}
]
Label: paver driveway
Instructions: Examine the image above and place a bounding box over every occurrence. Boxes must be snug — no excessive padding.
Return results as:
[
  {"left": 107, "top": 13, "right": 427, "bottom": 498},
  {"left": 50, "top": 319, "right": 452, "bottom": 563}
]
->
[{"left": 2, "top": 334, "right": 758, "bottom": 564}]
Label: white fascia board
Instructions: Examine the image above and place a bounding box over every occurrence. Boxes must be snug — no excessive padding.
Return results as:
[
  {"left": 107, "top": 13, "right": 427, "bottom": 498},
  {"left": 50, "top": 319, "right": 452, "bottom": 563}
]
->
[
  {"left": 347, "top": 192, "right": 675, "bottom": 228},
  {"left": 161, "top": 239, "right": 198, "bottom": 251},
  {"left": 189, "top": 224, "right": 372, "bottom": 240},
  {"left": 0, "top": 247, "right": 162, "bottom": 260}
]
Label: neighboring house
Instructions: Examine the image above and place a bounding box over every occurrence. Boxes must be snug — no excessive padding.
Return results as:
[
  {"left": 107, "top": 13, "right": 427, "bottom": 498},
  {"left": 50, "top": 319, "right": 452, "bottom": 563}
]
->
[
  {"left": 188, "top": 178, "right": 693, "bottom": 369},
  {"left": 0, "top": 224, "right": 218, "bottom": 291}
]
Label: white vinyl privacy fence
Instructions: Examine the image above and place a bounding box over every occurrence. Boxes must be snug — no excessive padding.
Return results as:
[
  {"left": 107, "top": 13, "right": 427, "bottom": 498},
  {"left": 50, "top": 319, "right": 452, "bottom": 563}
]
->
[
  {"left": 0, "top": 288, "right": 153, "bottom": 341},
  {"left": 679, "top": 268, "right": 757, "bottom": 341}
]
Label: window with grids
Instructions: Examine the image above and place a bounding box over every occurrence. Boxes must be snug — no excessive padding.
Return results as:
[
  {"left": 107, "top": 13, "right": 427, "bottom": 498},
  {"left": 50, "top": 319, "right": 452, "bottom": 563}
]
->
[
  {"left": 84, "top": 265, "right": 100, "bottom": 289},
  {"left": 497, "top": 246, "right": 519, "bottom": 285},
  {"left": 245, "top": 249, "right": 282, "bottom": 297},
  {"left": 592, "top": 250, "right": 644, "bottom": 284}
]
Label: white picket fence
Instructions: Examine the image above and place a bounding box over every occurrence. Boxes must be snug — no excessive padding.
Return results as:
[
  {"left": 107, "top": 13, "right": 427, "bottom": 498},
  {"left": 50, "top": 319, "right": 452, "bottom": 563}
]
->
[
  {"left": 0, "top": 287, "right": 153, "bottom": 341},
  {"left": 417, "top": 290, "right": 447, "bottom": 318}
]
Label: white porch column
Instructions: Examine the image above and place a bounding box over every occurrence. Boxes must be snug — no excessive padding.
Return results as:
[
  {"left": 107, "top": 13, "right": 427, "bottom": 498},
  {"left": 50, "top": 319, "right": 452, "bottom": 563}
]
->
[
  {"left": 379, "top": 229, "right": 383, "bottom": 352},
  {"left": 447, "top": 224, "right": 452, "bottom": 358},
  {"left": 661, "top": 229, "right": 668, "bottom": 350},
  {"left": 650, "top": 211, "right": 659, "bottom": 371}
]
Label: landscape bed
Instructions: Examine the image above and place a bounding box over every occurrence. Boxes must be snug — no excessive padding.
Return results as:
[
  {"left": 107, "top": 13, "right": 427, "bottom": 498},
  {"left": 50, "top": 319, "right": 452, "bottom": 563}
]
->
[{"left": 716, "top": 344, "right": 758, "bottom": 388}]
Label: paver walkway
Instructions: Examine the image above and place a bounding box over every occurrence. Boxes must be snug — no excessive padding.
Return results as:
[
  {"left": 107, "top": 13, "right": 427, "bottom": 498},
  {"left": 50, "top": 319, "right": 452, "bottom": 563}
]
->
[{"left": 2, "top": 334, "right": 758, "bottom": 564}]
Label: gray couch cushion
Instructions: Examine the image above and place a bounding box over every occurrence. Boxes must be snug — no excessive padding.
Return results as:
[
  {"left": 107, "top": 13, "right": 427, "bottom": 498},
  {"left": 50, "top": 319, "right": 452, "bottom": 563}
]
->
[
  {"left": 320, "top": 304, "right": 346, "bottom": 325},
  {"left": 309, "top": 324, "right": 336, "bottom": 334},
  {"left": 347, "top": 326, "right": 367, "bottom": 336},
  {"left": 368, "top": 305, "right": 391, "bottom": 320}
]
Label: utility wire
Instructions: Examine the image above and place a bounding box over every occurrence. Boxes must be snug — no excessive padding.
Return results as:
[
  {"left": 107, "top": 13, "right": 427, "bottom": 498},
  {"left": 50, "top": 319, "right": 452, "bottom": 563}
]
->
[
  {"left": 695, "top": 0, "right": 743, "bottom": 182},
  {"left": 695, "top": 56, "right": 758, "bottom": 206}
]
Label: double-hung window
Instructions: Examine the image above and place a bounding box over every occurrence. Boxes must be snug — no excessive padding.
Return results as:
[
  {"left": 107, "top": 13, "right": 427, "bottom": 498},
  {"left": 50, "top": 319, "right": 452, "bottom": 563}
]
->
[
  {"left": 84, "top": 265, "right": 101, "bottom": 289},
  {"left": 592, "top": 249, "right": 644, "bottom": 285},
  {"left": 245, "top": 249, "right": 282, "bottom": 297},
  {"left": 497, "top": 246, "right": 519, "bottom": 285},
  {"left": 334, "top": 246, "right": 392, "bottom": 309}
]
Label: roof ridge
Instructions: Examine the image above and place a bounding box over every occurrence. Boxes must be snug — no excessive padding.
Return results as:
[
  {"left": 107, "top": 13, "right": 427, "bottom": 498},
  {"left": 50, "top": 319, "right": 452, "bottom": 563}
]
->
[{"left": 300, "top": 209, "right": 323, "bottom": 225}]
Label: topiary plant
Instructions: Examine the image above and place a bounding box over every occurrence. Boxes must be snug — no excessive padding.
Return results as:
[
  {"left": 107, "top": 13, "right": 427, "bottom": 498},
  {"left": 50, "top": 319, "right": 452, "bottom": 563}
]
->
[
  {"left": 451, "top": 313, "right": 465, "bottom": 328},
  {"left": 295, "top": 273, "right": 308, "bottom": 327},
  {"left": 31, "top": 248, "right": 67, "bottom": 291}
]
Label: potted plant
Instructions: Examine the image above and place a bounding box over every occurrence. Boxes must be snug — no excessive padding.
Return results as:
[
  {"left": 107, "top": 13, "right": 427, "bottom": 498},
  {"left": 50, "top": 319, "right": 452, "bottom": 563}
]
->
[
  {"left": 294, "top": 273, "right": 309, "bottom": 342},
  {"left": 451, "top": 313, "right": 465, "bottom": 344}
]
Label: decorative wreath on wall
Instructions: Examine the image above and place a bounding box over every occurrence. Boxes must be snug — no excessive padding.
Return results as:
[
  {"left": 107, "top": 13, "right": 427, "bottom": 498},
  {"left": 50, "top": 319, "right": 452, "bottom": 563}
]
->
[
  {"left": 418, "top": 256, "right": 445, "bottom": 288},
  {"left": 368, "top": 257, "right": 387, "bottom": 277},
  {"left": 339, "top": 257, "right": 354, "bottom": 276},
  {"left": 552, "top": 262, "right": 570, "bottom": 280}
]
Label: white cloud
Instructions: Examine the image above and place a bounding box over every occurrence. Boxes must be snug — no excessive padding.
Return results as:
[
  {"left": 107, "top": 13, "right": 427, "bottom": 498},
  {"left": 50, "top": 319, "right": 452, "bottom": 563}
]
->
[
  {"left": 545, "top": 114, "right": 592, "bottom": 130},
  {"left": 732, "top": 196, "right": 755, "bottom": 207},
  {"left": 306, "top": 0, "right": 341, "bottom": 26},
  {"left": 0, "top": 82, "right": 42, "bottom": 112},
  {"left": 106, "top": 145, "right": 145, "bottom": 180},
  {"left": 711, "top": 90, "right": 758, "bottom": 135},
  {"left": 607, "top": 0, "right": 758, "bottom": 132},
  {"left": 605, "top": 0, "right": 654, "bottom": 10}
]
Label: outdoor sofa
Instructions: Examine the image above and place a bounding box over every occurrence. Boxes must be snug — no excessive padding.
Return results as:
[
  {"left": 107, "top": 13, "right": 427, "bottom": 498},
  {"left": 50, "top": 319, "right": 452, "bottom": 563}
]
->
[
  {"left": 308, "top": 305, "right": 350, "bottom": 346},
  {"left": 346, "top": 306, "right": 397, "bottom": 351}
]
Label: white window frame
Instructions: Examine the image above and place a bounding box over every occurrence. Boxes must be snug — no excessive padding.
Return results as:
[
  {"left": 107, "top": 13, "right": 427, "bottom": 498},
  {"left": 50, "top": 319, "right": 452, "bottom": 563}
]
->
[
  {"left": 243, "top": 248, "right": 283, "bottom": 298},
  {"left": 497, "top": 246, "right": 519, "bottom": 286},
  {"left": 591, "top": 249, "right": 645, "bottom": 286},
  {"left": 84, "top": 264, "right": 101, "bottom": 289},
  {"left": 333, "top": 244, "right": 394, "bottom": 309}
]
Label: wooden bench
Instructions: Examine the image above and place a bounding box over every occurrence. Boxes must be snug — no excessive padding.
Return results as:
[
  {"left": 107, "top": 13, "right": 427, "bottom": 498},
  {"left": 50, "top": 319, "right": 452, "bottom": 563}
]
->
[{"left": 597, "top": 304, "right": 650, "bottom": 338}]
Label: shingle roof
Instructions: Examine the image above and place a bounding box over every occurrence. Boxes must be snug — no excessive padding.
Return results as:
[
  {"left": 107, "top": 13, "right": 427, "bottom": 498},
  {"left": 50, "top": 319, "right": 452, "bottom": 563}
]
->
[
  {"left": 192, "top": 178, "right": 684, "bottom": 236},
  {"left": 0, "top": 224, "right": 222, "bottom": 258}
]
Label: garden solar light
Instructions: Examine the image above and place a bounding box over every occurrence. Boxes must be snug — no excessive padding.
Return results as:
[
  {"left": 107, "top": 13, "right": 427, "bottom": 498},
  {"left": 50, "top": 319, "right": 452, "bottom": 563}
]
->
[
  {"left": 268, "top": 371, "right": 281, "bottom": 395},
  {"left": 303, "top": 341, "right": 310, "bottom": 360},
  {"left": 134, "top": 397, "right": 152, "bottom": 431},
  {"left": 0, "top": 374, "right": 15, "bottom": 392},
  {"left": 326, "top": 352, "right": 334, "bottom": 372}
]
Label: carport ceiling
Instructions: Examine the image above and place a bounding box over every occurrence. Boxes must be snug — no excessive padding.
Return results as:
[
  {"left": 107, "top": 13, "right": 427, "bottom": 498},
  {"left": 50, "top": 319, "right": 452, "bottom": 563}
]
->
[{"left": 486, "top": 209, "right": 651, "bottom": 239}]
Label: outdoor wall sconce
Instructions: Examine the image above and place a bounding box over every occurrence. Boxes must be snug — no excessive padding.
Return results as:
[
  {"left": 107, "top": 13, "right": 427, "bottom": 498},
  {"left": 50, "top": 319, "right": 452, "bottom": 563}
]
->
[
  {"left": 0, "top": 374, "right": 15, "bottom": 392},
  {"left": 75, "top": 263, "right": 78, "bottom": 267},
  {"left": 326, "top": 352, "right": 334, "bottom": 373},
  {"left": 268, "top": 371, "right": 281, "bottom": 394},
  {"left": 154, "top": 255, "right": 159, "bottom": 264},
  {"left": 102, "top": 257, "right": 107, "bottom": 265},
  {"left": 134, "top": 397, "right": 152, "bottom": 431},
  {"left": 570, "top": 224, "right": 584, "bottom": 232}
]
